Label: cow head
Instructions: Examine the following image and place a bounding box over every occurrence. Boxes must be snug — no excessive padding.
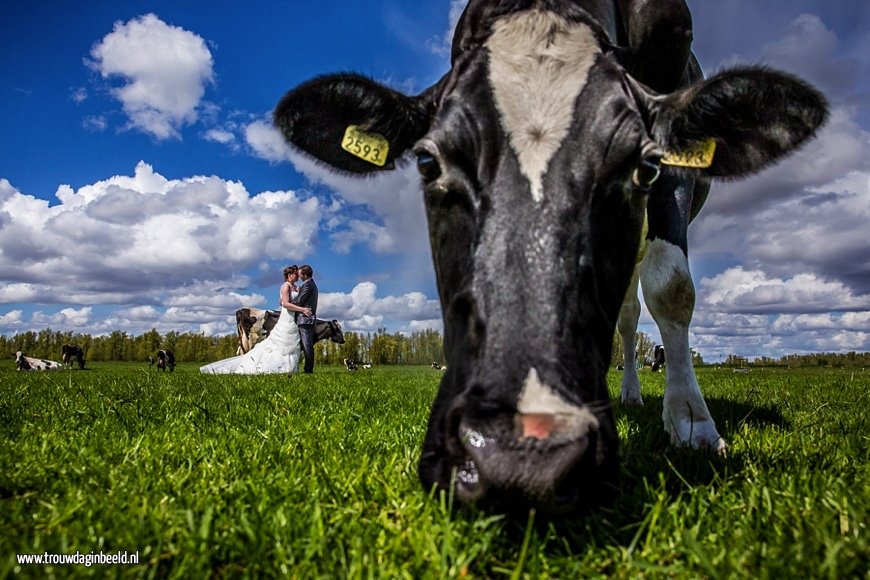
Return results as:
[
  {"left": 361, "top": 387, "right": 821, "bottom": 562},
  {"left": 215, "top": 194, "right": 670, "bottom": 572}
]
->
[
  {"left": 275, "top": 6, "right": 826, "bottom": 513},
  {"left": 15, "top": 351, "right": 31, "bottom": 371},
  {"left": 316, "top": 319, "right": 346, "bottom": 345}
]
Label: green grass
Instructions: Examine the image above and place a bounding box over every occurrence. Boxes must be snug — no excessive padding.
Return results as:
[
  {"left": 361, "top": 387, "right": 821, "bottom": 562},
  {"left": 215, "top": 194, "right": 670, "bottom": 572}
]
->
[{"left": 1, "top": 363, "right": 867, "bottom": 578}]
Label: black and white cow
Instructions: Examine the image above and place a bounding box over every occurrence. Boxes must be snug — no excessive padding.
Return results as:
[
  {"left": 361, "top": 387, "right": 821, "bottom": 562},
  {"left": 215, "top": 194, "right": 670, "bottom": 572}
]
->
[
  {"left": 343, "top": 357, "right": 358, "bottom": 371},
  {"left": 61, "top": 344, "right": 86, "bottom": 370},
  {"left": 651, "top": 345, "right": 665, "bottom": 372},
  {"left": 155, "top": 350, "right": 175, "bottom": 372},
  {"left": 274, "top": 0, "right": 826, "bottom": 513},
  {"left": 15, "top": 351, "right": 62, "bottom": 371},
  {"left": 235, "top": 307, "right": 346, "bottom": 355}
]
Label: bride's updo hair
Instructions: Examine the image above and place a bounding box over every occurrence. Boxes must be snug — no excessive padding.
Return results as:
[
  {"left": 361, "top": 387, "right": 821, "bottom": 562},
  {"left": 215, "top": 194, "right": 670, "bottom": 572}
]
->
[{"left": 283, "top": 265, "right": 298, "bottom": 279}]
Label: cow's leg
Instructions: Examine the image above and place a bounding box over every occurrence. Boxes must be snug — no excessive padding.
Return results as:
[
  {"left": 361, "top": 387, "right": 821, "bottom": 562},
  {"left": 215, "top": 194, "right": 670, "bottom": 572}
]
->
[
  {"left": 618, "top": 267, "right": 643, "bottom": 405},
  {"left": 641, "top": 239, "right": 725, "bottom": 452}
]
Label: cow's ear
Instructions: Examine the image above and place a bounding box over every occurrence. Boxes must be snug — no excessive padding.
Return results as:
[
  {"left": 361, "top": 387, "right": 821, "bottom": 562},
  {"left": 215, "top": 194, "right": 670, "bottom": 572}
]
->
[
  {"left": 650, "top": 67, "right": 828, "bottom": 179},
  {"left": 274, "top": 73, "right": 432, "bottom": 174}
]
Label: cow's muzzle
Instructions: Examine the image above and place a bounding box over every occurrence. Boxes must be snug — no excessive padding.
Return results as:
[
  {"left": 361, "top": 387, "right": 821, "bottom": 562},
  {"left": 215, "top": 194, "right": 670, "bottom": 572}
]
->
[{"left": 448, "top": 408, "right": 609, "bottom": 514}]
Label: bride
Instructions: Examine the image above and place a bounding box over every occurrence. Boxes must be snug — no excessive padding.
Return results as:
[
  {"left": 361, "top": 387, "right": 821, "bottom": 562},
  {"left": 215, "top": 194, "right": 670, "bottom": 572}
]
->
[{"left": 200, "top": 265, "right": 311, "bottom": 374}]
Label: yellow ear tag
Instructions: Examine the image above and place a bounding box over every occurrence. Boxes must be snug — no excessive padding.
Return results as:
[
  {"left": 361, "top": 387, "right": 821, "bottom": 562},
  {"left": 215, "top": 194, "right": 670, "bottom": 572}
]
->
[
  {"left": 341, "top": 125, "right": 389, "bottom": 167},
  {"left": 661, "top": 138, "right": 716, "bottom": 168}
]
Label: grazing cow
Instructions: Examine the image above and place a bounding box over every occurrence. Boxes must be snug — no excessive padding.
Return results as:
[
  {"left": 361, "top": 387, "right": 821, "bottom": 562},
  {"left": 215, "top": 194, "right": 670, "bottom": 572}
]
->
[
  {"left": 148, "top": 355, "right": 155, "bottom": 367},
  {"left": 651, "top": 345, "right": 666, "bottom": 372},
  {"left": 431, "top": 362, "right": 442, "bottom": 370},
  {"left": 15, "top": 351, "right": 62, "bottom": 371},
  {"left": 343, "top": 358, "right": 358, "bottom": 371},
  {"left": 235, "top": 307, "right": 346, "bottom": 355},
  {"left": 274, "top": 0, "right": 826, "bottom": 513},
  {"left": 61, "top": 344, "right": 86, "bottom": 370},
  {"left": 362, "top": 364, "right": 372, "bottom": 370},
  {"left": 155, "top": 350, "right": 176, "bottom": 372}
]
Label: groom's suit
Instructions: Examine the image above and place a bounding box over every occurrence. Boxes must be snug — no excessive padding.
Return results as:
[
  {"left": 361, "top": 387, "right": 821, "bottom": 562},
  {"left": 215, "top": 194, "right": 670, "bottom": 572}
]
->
[{"left": 293, "top": 277, "right": 319, "bottom": 373}]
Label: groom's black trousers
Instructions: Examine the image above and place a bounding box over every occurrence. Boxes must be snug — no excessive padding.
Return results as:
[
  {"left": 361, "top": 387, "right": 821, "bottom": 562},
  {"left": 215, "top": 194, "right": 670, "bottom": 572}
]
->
[{"left": 298, "top": 323, "right": 315, "bottom": 373}]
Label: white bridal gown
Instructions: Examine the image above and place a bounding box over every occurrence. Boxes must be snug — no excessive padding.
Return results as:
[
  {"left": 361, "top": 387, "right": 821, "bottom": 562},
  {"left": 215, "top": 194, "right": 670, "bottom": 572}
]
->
[{"left": 200, "top": 307, "right": 301, "bottom": 374}]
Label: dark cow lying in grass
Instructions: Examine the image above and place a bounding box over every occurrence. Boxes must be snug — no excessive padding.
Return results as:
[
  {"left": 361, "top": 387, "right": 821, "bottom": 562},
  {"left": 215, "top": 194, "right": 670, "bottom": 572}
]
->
[
  {"left": 156, "top": 350, "right": 175, "bottom": 372},
  {"left": 235, "top": 307, "right": 346, "bottom": 355},
  {"left": 61, "top": 344, "right": 86, "bottom": 370},
  {"left": 16, "top": 351, "right": 62, "bottom": 371},
  {"left": 275, "top": 0, "right": 826, "bottom": 513}
]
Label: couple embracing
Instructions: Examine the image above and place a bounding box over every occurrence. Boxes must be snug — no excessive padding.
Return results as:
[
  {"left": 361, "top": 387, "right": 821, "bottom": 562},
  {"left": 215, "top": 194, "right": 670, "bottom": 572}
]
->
[{"left": 200, "top": 264, "right": 318, "bottom": 375}]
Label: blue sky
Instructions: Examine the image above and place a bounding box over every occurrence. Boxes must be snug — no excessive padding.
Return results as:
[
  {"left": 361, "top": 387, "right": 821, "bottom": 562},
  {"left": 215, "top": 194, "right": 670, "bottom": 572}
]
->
[{"left": 1, "top": 1, "right": 869, "bottom": 360}]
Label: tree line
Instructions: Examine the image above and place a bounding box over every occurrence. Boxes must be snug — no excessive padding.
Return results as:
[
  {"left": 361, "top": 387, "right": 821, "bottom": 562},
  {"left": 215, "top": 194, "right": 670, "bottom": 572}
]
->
[
  {"left": 1, "top": 327, "right": 446, "bottom": 367},
  {"left": 3, "top": 327, "right": 867, "bottom": 368}
]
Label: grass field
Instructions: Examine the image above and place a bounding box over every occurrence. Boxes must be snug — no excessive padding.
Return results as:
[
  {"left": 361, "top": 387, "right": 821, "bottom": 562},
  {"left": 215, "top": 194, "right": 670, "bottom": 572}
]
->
[{"left": 1, "top": 362, "right": 867, "bottom": 578}]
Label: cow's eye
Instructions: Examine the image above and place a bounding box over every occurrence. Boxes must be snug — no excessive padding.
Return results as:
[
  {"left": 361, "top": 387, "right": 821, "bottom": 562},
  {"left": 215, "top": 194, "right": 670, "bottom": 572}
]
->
[
  {"left": 416, "top": 152, "right": 442, "bottom": 183},
  {"left": 631, "top": 157, "right": 661, "bottom": 192},
  {"left": 632, "top": 139, "right": 663, "bottom": 192}
]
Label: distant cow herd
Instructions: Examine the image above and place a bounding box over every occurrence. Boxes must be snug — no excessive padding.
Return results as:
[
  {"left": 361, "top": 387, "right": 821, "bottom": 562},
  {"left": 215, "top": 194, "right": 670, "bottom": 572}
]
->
[
  {"left": 12, "top": 306, "right": 347, "bottom": 372},
  {"left": 14, "top": 345, "right": 176, "bottom": 372}
]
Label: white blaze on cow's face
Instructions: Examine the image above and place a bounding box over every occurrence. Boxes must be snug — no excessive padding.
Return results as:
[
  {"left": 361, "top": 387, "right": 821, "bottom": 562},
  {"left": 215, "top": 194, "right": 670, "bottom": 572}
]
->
[
  {"left": 516, "top": 367, "right": 600, "bottom": 441},
  {"left": 487, "top": 10, "right": 600, "bottom": 203}
]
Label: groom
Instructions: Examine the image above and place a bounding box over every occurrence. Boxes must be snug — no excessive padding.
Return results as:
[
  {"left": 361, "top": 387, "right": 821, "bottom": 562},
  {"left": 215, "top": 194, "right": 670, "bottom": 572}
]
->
[{"left": 293, "top": 264, "right": 319, "bottom": 373}]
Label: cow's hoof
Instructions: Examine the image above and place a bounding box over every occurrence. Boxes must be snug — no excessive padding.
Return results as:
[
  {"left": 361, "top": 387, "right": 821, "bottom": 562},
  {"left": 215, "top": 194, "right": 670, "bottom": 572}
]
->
[
  {"left": 665, "top": 416, "right": 727, "bottom": 454},
  {"left": 621, "top": 394, "right": 644, "bottom": 406}
]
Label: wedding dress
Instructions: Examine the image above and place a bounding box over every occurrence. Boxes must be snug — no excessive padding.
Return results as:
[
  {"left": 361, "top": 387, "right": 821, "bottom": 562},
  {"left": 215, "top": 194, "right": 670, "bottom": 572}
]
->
[{"left": 200, "top": 306, "right": 301, "bottom": 374}]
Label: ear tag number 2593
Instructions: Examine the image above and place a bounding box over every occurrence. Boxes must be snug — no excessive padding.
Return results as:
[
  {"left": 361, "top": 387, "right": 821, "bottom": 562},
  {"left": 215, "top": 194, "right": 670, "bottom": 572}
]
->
[
  {"left": 341, "top": 125, "right": 389, "bottom": 167},
  {"left": 661, "top": 138, "right": 716, "bottom": 168}
]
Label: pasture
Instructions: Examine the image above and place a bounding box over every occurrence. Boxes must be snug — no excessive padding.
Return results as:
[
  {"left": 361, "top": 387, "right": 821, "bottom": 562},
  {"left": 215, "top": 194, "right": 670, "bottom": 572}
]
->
[{"left": 1, "top": 363, "right": 867, "bottom": 578}]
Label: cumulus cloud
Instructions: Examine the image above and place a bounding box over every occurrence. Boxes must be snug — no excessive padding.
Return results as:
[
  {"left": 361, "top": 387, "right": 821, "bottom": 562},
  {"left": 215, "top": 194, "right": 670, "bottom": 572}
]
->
[
  {"left": 245, "top": 119, "right": 294, "bottom": 163},
  {"left": 674, "top": 11, "right": 870, "bottom": 358},
  {"left": 319, "top": 282, "right": 441, "bottom": 333},
  {"left": 87, "top": 13, "right": 214, "bottom": 140},
  {"left": 243, "top": 119, "right": 430, "bottom": 258},
  {"left": 698, "top": 268, "right": 870, "bottom": 314},
  {"left": 285, "top": 148, "right": 430, "bottom": 257},
  {"left": 0, "top": 165, "right": 445, "bottom": 338},
  {"left": 0, "top": 162, "right": 321, "bottom": 309}
]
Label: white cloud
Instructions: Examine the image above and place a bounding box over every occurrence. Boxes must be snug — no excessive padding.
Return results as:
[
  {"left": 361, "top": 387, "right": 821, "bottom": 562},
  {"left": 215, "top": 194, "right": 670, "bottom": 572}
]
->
[
  {"left": 203, "top": 128, "right": 236, "bottom": 146},
  {"left": 30, "top": 307, "right": 92, "bottom": 328},
  {"left": 70, "top": 87, "right": 88, "bottom": 104},
  {"left": 699, "top": 267, "right": 870, "bottom": 314},
  {"left": 285, "top": 148, "right": 429, "bottom": 256},
  {"left": 319, "top": 282, "right": 441, "bottom": 333},
  {"left": 425, "top": 0, "right": 467, "bottom": 57},
  {"left": 0, "top": 163, "right": 444, "bottom": 339},
  {"left": 87, "top": 13, "right": 214, "bottom": 140},
  {"left": 245, "top": 119, "right": 294, "bottom": 163},
  {"left": 0, "top": 162, "right": 323, "bottom": 308}
]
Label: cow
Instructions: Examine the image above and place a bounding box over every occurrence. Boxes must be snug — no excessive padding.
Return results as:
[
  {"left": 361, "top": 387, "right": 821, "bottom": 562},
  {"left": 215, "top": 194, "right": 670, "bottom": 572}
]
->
[
  {"left": 651, "top": 345, "right": 665, "bottom": 372},
  {"left": 273, "top": 0, "right": 827, "bottom": 513},
  {"left": 61, "top": 344, "right": 86, "bottom": 370},
  {"left": 235, "top": 307, "right": 346, "bottom": 355},
  {"left": 15, "top": 351, "right": 62, "bottom": 371},
  {"left": 344, "top": 358, "right": 358, "bottom": 371},
  {"left": 155, "top": 350, "right": 175, "bottom": 372}
]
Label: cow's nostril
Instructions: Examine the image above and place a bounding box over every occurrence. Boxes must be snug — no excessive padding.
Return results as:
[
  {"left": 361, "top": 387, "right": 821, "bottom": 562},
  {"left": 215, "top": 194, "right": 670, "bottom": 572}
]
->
[{"left": 519, "top": 413, "right": 557, "bottom": 440}]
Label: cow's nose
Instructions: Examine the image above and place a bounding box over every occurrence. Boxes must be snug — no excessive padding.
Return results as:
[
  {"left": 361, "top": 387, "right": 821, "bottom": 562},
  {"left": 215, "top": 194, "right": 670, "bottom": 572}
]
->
[
  {"left": 515, "top": 368, "right": 600, "bottom": 442},
  {"left": 518, "top": 413, "right": 559, "bottom": 440}
]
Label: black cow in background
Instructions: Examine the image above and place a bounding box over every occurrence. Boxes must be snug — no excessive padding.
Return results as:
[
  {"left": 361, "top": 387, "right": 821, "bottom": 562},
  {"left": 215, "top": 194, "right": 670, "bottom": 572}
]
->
[
  {"left": 61, "top": 344, "right": 86, "bottom": 370},
  {"left": 156, "top": 350, "right": 176, "bottom": 372},
  {"left": 652, "top": 345, "right": 666, "bottom": 372}
]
